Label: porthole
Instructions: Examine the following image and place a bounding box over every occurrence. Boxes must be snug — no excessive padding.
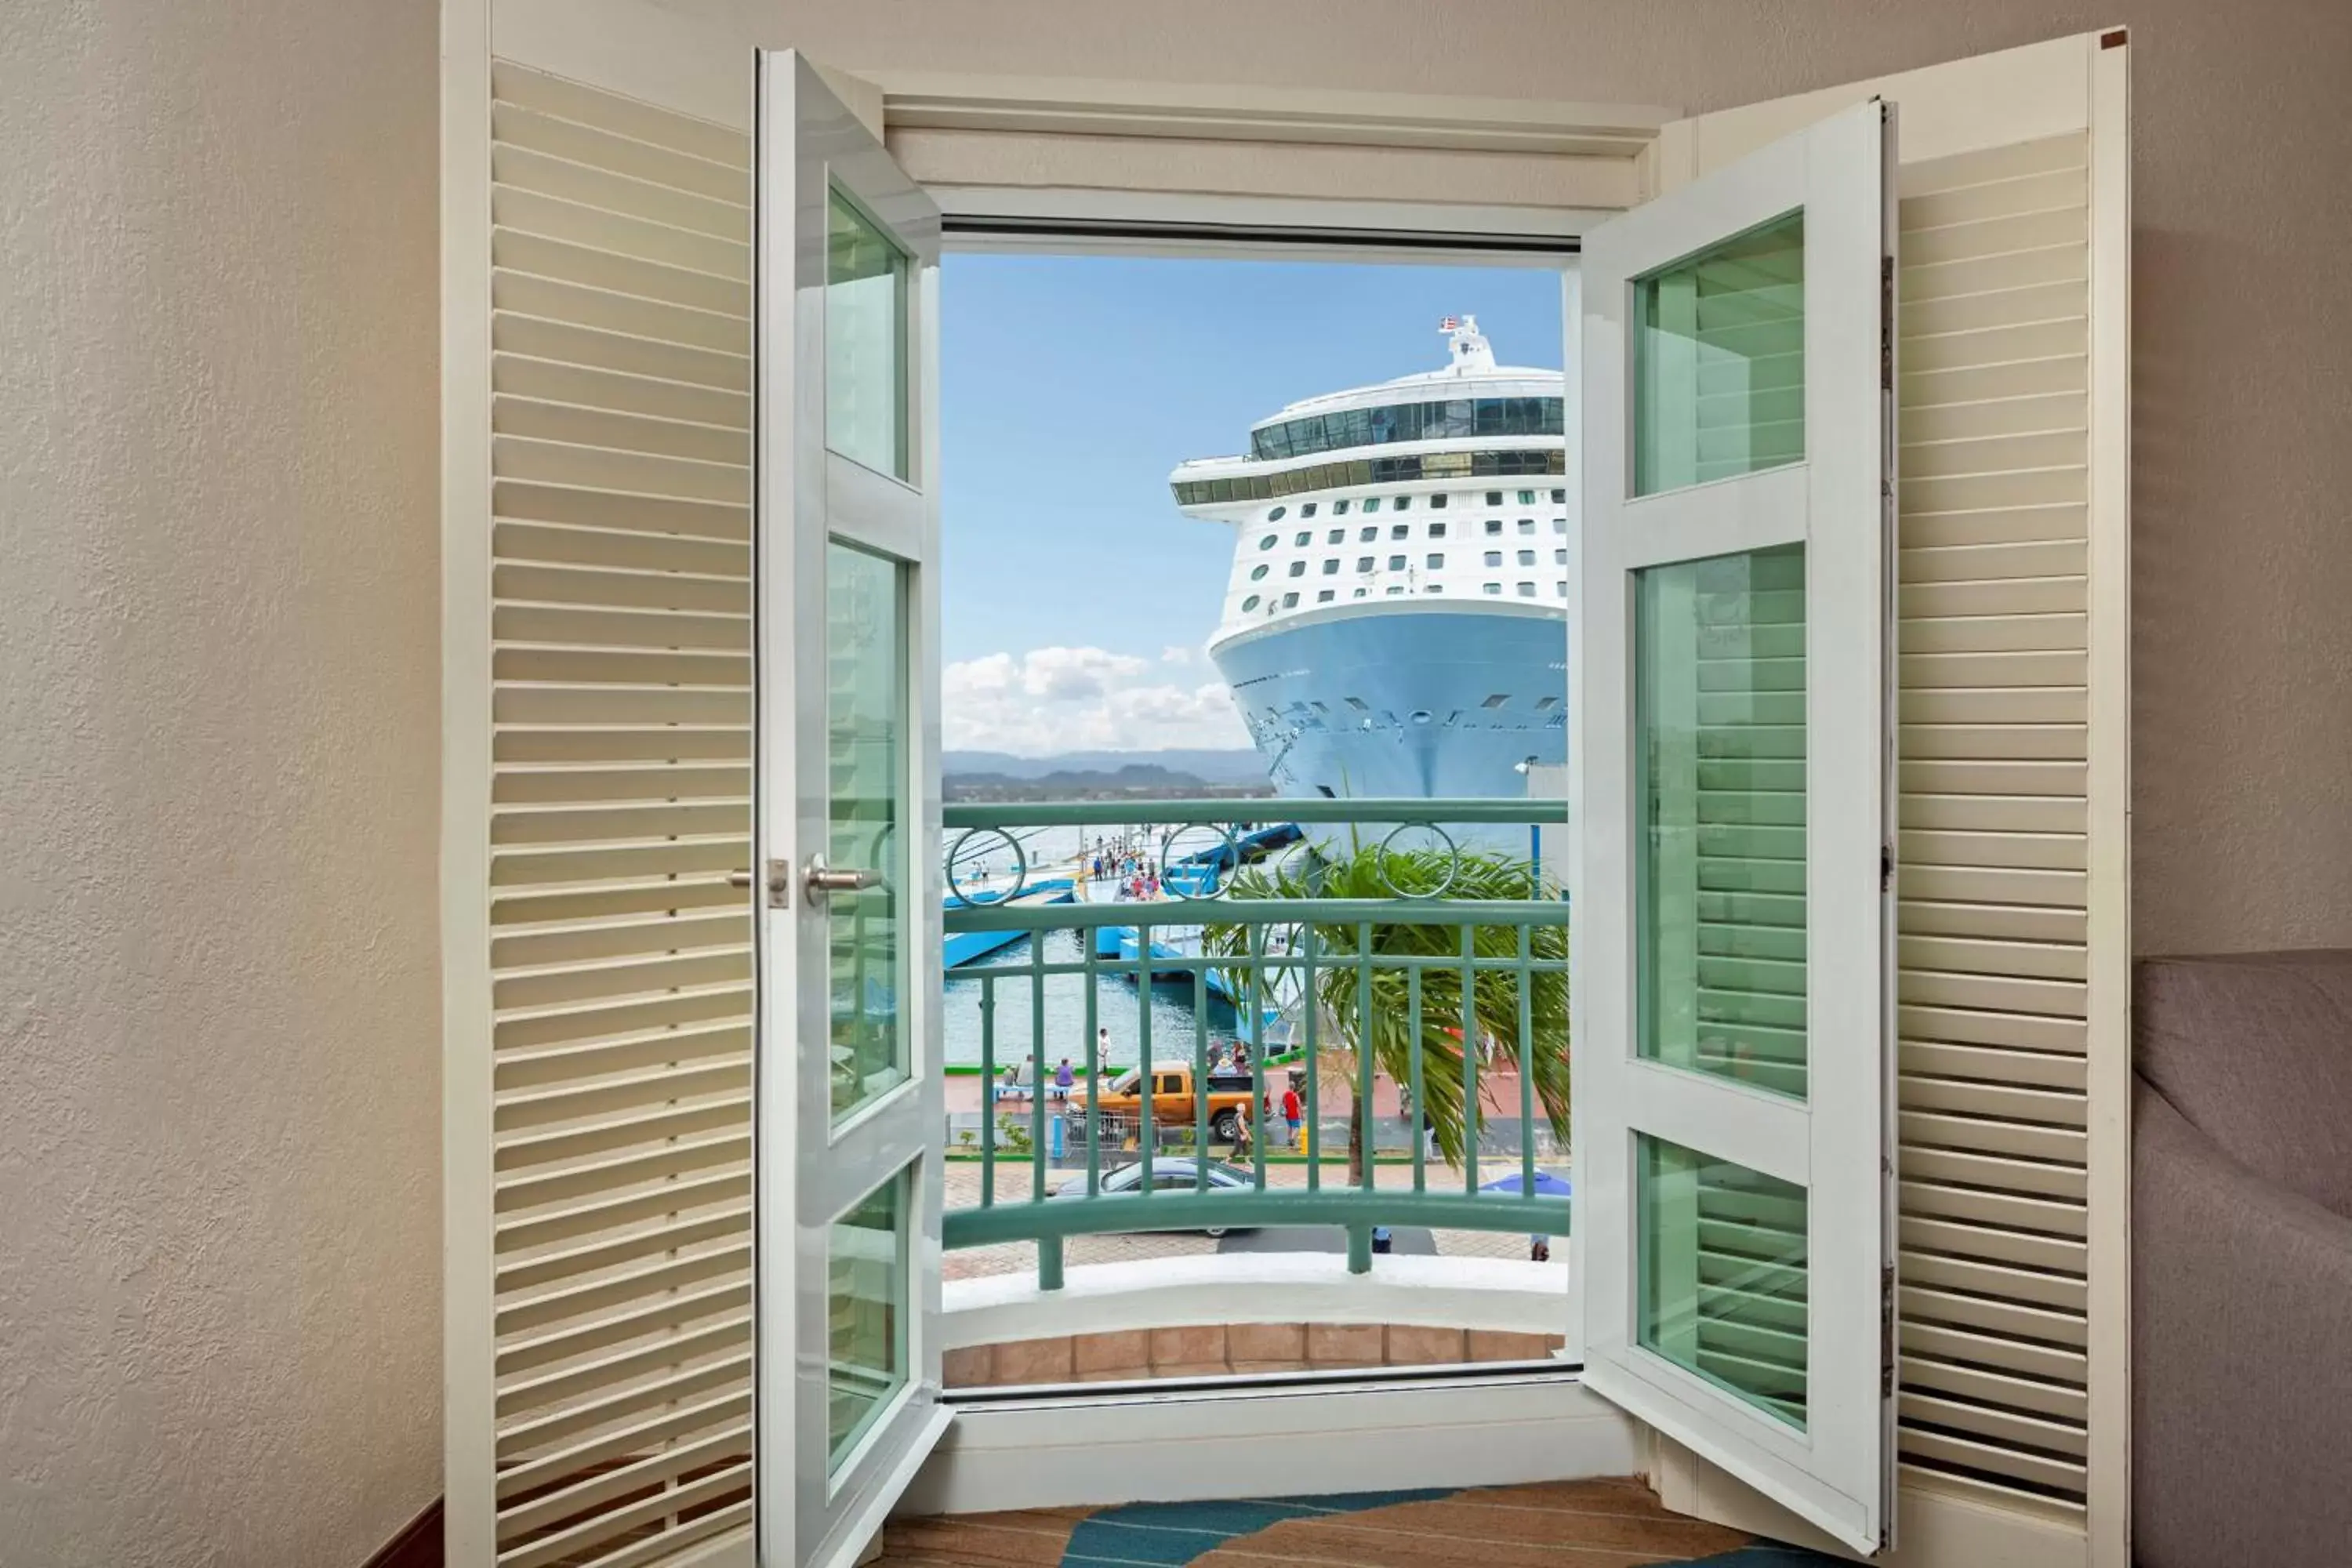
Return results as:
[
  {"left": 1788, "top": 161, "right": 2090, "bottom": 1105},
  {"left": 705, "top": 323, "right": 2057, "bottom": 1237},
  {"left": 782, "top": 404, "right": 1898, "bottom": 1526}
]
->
[
  {"left": 1411, "top": 710, "right": 1433, "bottom": 724},
  {"left": 1250, "top": 564, "right": 1271, "bottom": 580},
  {"left": 1242, "top": 594, "right": 1261, "bottom": 612},
  {"left": 1258, "top": 535, "right": 1278, "bottom": 550},
  {"left": 1269, "top": 505, "right": 1287, "bottom": 521}
]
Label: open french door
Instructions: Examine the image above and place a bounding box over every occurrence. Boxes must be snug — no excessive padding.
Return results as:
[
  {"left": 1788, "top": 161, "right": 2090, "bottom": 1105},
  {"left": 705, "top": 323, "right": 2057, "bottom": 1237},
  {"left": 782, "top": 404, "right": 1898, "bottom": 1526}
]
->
[
  {"left": 753, "top": 51, "right": 950, "bottom": 1568},
  {"left": 1571, "top": 100, "right": 1898, "bottom": 1554}
]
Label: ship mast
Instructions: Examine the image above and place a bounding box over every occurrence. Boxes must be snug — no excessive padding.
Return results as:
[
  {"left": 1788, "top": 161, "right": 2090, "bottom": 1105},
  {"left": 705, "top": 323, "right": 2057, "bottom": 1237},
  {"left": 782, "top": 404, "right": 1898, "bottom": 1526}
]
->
[{"left": 1440, "top": 314, "right": 1497, "bottom": 374}]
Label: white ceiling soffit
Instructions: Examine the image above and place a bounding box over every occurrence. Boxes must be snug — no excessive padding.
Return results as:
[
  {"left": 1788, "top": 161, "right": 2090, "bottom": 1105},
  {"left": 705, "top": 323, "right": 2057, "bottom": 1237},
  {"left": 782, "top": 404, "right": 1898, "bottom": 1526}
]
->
[
  {"left": 868, "top": 73, "right": 1671, "bottom": 235},
  {"left": 869, "top": 72, "right": 1675, "bottom": 158}
]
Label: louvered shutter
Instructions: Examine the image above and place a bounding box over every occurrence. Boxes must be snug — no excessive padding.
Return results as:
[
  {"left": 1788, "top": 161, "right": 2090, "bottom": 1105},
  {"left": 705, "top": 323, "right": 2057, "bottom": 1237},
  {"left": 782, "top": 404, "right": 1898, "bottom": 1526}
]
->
[{"left": 458, "top": 58, "right": 759, "bottom": 1568}]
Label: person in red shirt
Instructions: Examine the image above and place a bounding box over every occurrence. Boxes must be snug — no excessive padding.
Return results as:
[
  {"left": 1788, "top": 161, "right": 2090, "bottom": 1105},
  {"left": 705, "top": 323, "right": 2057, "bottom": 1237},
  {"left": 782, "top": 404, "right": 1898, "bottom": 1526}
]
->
[{"left": 1279, "top": 1080, "right": 1304, "bottom": 1147}]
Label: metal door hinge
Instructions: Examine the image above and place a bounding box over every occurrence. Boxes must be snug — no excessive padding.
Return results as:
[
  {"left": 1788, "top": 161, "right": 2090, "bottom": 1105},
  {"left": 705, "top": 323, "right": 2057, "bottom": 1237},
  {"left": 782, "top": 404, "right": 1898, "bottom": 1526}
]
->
[
  {"left": 1879, "top": 254, "right": 1895, "bottom": 392},
  {"left": 728, "top": 859, "right": 791, "bottom": 909},
  {"left": 1881, "top": 1261, "right": 1896, "bottom": 1397}
]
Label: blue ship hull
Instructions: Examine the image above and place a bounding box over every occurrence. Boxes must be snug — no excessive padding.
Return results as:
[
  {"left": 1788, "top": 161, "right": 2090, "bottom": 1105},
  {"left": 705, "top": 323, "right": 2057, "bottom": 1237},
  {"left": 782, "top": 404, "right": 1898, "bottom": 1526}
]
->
[{"left": 1211, "top": 599, "right": 1566, "bottom": 805}]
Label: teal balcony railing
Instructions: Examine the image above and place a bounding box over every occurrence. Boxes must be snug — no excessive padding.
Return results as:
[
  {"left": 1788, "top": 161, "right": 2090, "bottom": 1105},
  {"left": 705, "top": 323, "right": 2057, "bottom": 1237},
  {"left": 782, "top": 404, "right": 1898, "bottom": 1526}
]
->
[{"left": 938, "top": 797, "right": 1571, "bottom": 1287}]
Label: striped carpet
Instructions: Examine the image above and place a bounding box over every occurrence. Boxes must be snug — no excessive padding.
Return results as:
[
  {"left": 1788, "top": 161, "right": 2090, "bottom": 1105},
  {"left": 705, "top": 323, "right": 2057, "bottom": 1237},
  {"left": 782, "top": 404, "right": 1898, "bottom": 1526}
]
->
[{"left": 877, "top": 1477, "right": 1844, "bottom": 1566}]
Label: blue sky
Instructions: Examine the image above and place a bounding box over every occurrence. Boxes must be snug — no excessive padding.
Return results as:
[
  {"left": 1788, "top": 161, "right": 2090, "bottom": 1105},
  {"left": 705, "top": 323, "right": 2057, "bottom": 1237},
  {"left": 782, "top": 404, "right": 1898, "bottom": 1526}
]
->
[{"left": 938, "top": 254, "right": 1564, "bottom": 755}]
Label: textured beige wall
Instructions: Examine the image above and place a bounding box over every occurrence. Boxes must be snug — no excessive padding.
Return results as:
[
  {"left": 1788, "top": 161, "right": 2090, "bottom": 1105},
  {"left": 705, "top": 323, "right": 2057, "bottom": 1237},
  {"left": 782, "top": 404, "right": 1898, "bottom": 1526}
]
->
[
  {"left": 699, "top": 0, "right": 2352, "bottom": 955},
  {"left": 0, "top": 2, "right": 442, "bottom": 1564}
]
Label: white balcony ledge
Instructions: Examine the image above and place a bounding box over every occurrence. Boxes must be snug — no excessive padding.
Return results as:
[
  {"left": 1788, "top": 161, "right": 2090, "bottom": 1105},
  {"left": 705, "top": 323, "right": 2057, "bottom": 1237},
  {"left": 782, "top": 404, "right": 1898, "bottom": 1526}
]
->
[{"left": 942, "top": 1250, "right": 1573, "bottom": 1349}]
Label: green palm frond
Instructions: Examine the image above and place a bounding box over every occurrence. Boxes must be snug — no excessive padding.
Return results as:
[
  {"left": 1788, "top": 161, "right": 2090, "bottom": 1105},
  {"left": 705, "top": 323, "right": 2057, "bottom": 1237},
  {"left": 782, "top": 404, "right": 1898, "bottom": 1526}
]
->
[{"left": 1201, "top": 826, "right": 1570, "bottom": 1172}]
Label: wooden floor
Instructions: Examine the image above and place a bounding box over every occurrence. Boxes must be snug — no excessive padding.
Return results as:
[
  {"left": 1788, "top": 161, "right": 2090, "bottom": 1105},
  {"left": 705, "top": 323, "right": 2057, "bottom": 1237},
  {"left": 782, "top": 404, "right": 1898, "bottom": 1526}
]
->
[{"left": 875, "top": 1477, "right": 1838, "bottom": 1566}]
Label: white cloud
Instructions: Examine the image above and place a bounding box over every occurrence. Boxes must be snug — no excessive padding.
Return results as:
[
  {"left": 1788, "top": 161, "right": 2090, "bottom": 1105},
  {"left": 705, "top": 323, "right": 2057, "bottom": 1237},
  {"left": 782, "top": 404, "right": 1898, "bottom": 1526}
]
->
[{"left": 943, "top": 644, "right": 1250, "bottom": 755}]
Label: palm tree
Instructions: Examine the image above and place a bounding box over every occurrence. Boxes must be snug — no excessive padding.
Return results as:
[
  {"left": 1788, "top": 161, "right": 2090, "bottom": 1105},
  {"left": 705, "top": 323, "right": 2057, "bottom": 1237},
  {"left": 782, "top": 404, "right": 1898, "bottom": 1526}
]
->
[{"left": 1201, "top": 829, "right": 1569, "bottom": 1183}]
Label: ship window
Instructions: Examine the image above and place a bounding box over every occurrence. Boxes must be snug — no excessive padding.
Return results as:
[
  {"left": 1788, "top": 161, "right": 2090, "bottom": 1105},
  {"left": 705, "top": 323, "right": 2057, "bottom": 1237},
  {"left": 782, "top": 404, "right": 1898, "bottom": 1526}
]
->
[
  {"left": 1288, "top": 562, "right": 1305, "bottom": 577},
  {"left": 1301, "top": 503, "right": 1318, "bottom": 517},
  {"left": 1258, "top": 535, "right": 1277, "bottom": 550},
  {"left": 1359, "top": 527, "right": 1377, "bottom": 543},
  {"left": 1345, "top": 697, "right": 1370, "bottom": 711},
  {"left": 1394, "top": 496, "right": 1411, "bottom": 511},
  {"left": 1555, "top": 548, "right": 1568, "bottom": 564},
  {"left": 1356, "top": 556, "right": 1374, "bottom": 572},
  {"left": 1519, "top": 518, "right": 1535, "bottom": 534},
  {"left": 1517, "top": 549, "right": 1536, "bottom": 566},
  {"left": 1311, "top": 702, "right": 1330, "bottom": 713},
  {"left": 1391, "top": 524, "right": 1408, "bottom": 540},
  {"left": 1518, "top": 489, "right": 1536, "bottom": 504},
  {"left": 1425, "top": 584, "right": 1443, "bottom": 593},
  {"left": 1555, "top": 581, "right": 1569, "bottom": 596},
  {"left": 1428, "top": 521, "right": 1447, "bottom": 539},
  {"left": 1552, "top": 488, "right": 1566, "bottom": 503},
  {"left": 1430, "top": 494, "right": 1449, "bottom": 510},
  {"left": 1427, "top": 553, "right": 1444, "bottom": 568},
  {"left": 1318, "top": 590, "right": 1336, "bottom": 602},
  {"left": 1534, "top": 695, "right": 1560, "bottom": 711},
  {"left": 1250, "top": 564, "right": 1270, "bottom": 580},
  {"left": 1327, "top": 528, "right": 1344, "bottom": 544},
  {"left": 1353, "top": 587, "right": 1368, "bottom": 598},
  {"left": 1517, "top": 581, "right": 1537, "bottom": 597},
  {"left": 1485, "top": 520, "right": 1503, "bottom": 535},
  {"left": 1363, "top": 497, "right": 1380, "bottom": 514},
  {"left": 1484, "top": 550, "right": 1503, "bottom": 567},
  {"left": 1282, "top": 592, "right": 1298, "bottom": 607},
  {"left": 1483, "top": 583, "right": 1502, "bottom": 596},
  {"left": 1269, "top": 505, "right": 1287, "bottom": 521},
  {"left": 1333, "top": 500, "right": 1349, "bottom": 515},
  {"left": 1294, "top": 532, "right": 1310, "bottom": 546},
  {"left": 1241, "top": 594, "right": 1261, "bottom": 612},
  {"left": 1483, "top": 694, "right": 1510, "bottom": 709},
  {"left": 1388, "top": 555, "right": 1406, "bottom": 570},
  {"left": 1485, "top": 490, "right": 1502, "bottom": 506},
  {"left": 1322, "top": 559, "right": 1339, "bottom": 575}
]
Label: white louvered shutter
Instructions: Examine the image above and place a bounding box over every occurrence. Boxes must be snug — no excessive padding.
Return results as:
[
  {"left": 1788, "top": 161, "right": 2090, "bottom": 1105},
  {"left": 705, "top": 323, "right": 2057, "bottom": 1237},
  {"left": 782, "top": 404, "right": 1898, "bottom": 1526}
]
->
[{"left": 468, "top": 59, "right": 759, "bottom": 1568}]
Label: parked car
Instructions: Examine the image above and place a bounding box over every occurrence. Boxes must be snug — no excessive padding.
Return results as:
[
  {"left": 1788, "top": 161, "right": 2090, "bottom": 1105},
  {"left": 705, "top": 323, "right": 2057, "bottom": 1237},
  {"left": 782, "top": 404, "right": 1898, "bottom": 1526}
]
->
[{"left": 1050, "top": 1156, "right": 1256, "bottom": 1237}]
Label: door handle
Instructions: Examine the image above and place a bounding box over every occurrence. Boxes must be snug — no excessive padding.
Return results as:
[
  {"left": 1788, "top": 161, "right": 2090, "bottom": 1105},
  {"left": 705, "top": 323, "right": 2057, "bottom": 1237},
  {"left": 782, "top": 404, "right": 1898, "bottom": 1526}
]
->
[
  {"left": 728, "top": 860, "right": 791, "bottom": 908},
  {"left": 805, "top": 856, "right": 884, "bottom": 898}
]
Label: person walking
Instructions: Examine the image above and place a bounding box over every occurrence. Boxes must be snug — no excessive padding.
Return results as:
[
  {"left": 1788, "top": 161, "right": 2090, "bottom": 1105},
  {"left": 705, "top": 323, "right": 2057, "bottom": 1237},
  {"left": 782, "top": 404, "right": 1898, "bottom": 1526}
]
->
[{"left": 1280, "top": 1079, "right": 1304, "bottom": 1148}]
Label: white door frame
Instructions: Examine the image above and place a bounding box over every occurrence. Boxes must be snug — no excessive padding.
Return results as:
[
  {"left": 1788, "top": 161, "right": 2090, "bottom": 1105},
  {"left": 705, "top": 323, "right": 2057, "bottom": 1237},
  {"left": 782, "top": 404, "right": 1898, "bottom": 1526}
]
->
[
  {"left": 1571, "top": 99, "right": 1896, "bottom": 1555},
  {"left": 753, "top": 49, "right": 952, "bottom": 1568}
]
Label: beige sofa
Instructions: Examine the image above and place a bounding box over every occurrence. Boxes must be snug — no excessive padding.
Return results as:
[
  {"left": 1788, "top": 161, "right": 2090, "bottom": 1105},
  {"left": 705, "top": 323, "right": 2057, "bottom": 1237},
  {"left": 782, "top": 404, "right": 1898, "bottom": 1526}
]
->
[{"left": 2133, "top": 951, "right": 2352, "bottom": 1567}]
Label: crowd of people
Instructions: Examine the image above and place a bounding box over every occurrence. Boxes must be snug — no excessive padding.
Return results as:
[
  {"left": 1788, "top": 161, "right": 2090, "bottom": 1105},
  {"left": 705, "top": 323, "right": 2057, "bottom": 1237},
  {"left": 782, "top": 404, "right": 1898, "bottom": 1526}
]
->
[{"left": 1080, "top": 833, "right": 1163, "bottom": 898}]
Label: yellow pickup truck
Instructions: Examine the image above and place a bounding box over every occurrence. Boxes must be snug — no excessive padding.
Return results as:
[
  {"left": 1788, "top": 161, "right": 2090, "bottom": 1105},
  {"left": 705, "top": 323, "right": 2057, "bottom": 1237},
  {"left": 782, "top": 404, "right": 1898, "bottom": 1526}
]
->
[{"left": 1092, "top": 1061, "right": 1260, "bottom": 1145}]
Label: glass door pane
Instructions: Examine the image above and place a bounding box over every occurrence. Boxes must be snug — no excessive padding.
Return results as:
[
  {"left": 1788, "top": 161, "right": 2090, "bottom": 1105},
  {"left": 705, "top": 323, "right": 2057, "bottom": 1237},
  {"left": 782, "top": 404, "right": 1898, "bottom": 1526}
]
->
[
  {"left": 826, "top": 187, "right": 909, "bottom": 478},
  {"left": 1635, "top": 546, "right": 1808, "bottom": 1101},
  {"left": 829, "top": 1168, "right": 910, "bottom": 1468},
  {"left": 1639, "top": 1134, "right": 1809, "bottom": 1427},
  {"left": 827, "top": 539, "right": 910, "bottom": 1122},
  {"left": 1634, "top": 212, "right": 1806, "bottom": 496}
]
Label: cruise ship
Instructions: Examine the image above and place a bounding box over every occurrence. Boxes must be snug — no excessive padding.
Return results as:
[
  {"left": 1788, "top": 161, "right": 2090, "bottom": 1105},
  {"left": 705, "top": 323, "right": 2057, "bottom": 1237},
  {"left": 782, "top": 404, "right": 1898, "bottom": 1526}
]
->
[{"left": 1170, "top": 318, "right": 1569, "bottom": 804}]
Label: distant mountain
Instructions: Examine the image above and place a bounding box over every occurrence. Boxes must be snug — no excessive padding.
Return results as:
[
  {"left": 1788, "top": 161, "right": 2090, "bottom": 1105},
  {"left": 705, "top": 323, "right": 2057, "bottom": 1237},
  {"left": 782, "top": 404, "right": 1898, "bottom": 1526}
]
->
[
  {"left": 946, "top": 762, "right": 1273, "bottom": 804},
  {"left": 943, "top": 748, "right": 1267, "bottom": 786}
]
